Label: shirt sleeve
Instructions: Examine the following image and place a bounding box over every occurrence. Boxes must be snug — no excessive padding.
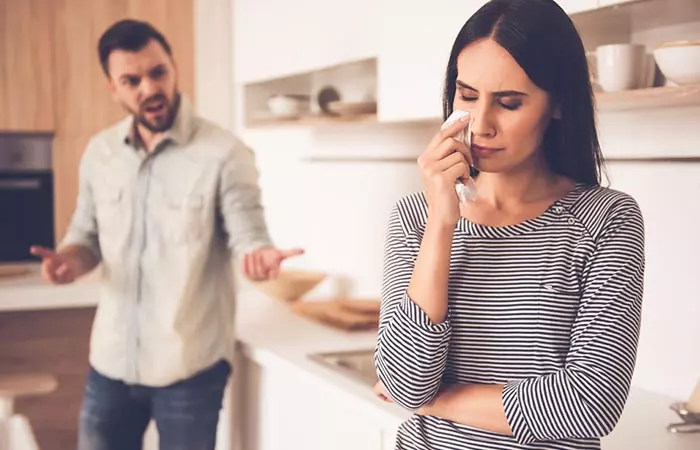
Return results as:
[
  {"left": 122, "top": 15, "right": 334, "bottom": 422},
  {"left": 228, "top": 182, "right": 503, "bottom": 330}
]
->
[
  {"left": 218, "top": 140, "right": 273, "bottom": 257},
  {"left": 374, "top": 203, "right": 452, "bottom": 410},
  {"left": 502, "top": 199, "right": 645, "bottom": 444},
  {"left": 58, "top": 138, "right": 102, "bottom": 261}
]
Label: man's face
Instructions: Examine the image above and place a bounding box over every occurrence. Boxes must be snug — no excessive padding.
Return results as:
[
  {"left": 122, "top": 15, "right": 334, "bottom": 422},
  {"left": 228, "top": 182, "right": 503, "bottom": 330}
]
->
[{"left": 106, "top": 39, "right": 179, "bottom": 133}]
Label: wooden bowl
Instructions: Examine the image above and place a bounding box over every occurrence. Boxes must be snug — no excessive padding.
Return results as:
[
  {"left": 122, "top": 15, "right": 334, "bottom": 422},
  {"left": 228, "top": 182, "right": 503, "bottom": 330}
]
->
[{"left": 253, "top": 270, "right": 326, "bottom": 302}]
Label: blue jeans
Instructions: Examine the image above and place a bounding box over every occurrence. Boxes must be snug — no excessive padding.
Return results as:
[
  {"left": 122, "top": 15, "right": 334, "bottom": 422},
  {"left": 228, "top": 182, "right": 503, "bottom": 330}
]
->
[{"left": 77, "top": 360, "right": 231, "bottom": 450}]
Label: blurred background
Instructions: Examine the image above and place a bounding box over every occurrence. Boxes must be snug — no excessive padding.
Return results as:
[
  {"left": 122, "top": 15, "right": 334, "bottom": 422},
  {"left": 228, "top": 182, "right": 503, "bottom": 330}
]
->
[{"left": 1, "top": 0, "right": 699, "bottom": 449}]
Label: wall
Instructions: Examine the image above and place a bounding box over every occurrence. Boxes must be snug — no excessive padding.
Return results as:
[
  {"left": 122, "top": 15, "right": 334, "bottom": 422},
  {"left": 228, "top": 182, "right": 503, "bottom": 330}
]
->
[{"left": 192, "top": 1, "right": 235, "bottom": 449}]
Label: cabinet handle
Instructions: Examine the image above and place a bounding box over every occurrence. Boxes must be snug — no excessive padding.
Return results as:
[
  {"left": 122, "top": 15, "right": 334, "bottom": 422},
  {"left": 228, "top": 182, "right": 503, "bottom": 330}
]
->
[{"left": 0, "top": 179, "right": 42, "bottom": 190}]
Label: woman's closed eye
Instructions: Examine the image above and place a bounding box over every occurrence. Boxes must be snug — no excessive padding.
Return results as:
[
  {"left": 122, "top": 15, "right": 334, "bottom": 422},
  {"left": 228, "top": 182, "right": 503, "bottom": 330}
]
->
[{"left": 459, "top": 95, "right": 522, "bottom": 111}]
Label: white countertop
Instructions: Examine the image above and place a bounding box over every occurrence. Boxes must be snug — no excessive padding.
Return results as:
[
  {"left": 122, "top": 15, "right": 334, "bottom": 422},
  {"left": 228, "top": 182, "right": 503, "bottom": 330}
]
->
[
  {"left": 0, "top": 263, "right": 100, "bottom": 312},
  {"left": 234, "top": 284, "right": 411, "bottom": 430},
  {"left": 233, "top": 286, "right": 700, "bottom": 450},
  {"left": 2, "top": 272, "right": 698, "bottom": 448}
]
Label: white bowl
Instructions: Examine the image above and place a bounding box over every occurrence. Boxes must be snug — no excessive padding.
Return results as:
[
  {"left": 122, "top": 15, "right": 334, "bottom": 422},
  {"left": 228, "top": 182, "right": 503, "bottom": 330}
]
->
[
  {"left": 267, "top": 95, "right": 308, "bottom": 118},
  {"left": 653, "top": 42, "right": 700, "bottom": 85}
]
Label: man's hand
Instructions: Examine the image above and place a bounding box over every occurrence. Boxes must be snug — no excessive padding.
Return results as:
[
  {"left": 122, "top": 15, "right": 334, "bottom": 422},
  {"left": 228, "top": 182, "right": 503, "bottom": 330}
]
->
[
  {"left": 29, "top": 246, "right": 81, "bottom": 285},
  {"left": 243, "top": 246, "right": 304, "bottom": 281}
]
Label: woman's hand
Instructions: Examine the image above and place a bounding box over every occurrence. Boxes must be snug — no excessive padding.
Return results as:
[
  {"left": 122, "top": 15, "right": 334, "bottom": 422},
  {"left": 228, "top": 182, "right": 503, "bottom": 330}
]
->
[
  {"left": 374, "top": 381, "right": 393, "bottom": 403},
  {"left": 418, "top": 112, "right": 473, "bottom": 226}
]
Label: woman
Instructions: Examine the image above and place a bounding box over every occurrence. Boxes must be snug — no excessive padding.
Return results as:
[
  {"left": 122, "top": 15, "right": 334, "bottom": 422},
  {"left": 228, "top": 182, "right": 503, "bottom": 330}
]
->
[{"left": 373, "top": 1, "right": 645, "bottom": 449}]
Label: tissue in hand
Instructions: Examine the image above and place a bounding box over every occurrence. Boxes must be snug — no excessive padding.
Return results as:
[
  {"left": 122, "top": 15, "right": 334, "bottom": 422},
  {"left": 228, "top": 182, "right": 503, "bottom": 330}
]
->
[{"left": 441, "top": 110, "right": 477, "bottom": 202}]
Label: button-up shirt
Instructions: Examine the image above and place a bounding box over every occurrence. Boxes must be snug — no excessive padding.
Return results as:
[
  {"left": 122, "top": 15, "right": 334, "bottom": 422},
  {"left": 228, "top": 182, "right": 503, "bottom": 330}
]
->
[{"left": 60, "top": 97, "right": 272, "bottom": 386}]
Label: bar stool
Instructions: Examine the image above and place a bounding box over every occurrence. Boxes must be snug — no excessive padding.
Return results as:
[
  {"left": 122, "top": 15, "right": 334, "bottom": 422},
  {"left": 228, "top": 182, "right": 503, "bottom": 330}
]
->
[{"left": 0, "top": 374, "right": 57, "bottom": 450}]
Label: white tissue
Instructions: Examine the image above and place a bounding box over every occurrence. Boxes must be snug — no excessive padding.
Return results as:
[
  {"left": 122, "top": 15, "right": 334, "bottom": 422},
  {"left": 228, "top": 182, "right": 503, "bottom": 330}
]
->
[{"left": 441, "top": 109, "right": 477, "bottom": 202}]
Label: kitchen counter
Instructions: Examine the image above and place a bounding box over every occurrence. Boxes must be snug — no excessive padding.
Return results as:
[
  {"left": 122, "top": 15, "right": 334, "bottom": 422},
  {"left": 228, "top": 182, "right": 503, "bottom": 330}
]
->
[
  {"left": 0, "top": 263, "right": 100, "bottom": 312},
  {"left": 2, "top": 272, "right": 698, "bottom": 449},
  {"left": 233, "top": 283, "right": 410, "bottom": 431},
  {"left": 233, "top": 285, "right": 700, "bottom": 450}
]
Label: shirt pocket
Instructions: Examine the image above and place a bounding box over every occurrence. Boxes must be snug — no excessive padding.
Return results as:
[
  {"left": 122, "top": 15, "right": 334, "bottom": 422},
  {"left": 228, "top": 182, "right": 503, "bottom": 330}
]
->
[
  {"left": 94, "top": 187, "right": 124, "bottom": 234},
  {"left": 161, "top": 193, "right": 205, "bottom": 244},
  {"left": 536, "top": 282, "right": 581, "bottom": 357}
]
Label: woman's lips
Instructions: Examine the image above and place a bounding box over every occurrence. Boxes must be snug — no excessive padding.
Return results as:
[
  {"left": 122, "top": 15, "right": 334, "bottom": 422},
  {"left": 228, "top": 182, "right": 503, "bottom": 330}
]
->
[{"left": 471, "top": 144, "right": 504, "bottom": 158}]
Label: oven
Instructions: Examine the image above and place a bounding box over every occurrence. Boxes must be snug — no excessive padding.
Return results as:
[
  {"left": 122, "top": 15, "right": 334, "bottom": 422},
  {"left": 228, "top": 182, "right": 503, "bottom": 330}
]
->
[{"left": 0, "top": 133, "right": 55, "bottom": 263}]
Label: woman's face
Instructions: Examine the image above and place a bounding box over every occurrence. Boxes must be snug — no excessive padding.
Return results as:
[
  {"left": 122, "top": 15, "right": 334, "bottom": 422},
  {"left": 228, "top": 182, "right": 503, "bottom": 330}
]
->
[{"left": 453, "top": 38, "right": 558, "bottom": 175}]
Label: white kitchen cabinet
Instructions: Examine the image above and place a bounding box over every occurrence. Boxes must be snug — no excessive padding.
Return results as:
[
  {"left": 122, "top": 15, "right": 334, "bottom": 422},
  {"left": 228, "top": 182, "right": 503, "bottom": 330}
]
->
[
  {"left": 554, "top": 0, "right": 599, "bottom": 14},
  {"left": 233, "top": 355, "right": 387, "bottom": 450},
  {"left": 233, "top": 0, "right": 379, "bottom": 83},
  {"left": 377, "top": 0, "right": 485, "bottom": 122}
]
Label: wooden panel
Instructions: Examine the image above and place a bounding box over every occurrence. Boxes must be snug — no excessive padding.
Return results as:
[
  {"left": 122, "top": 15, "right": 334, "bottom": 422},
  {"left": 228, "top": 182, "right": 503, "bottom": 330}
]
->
[
  {"left": 51, "top": 0, "right": 195, "bottom": 240},
  {"left": 0, "top": 0, "right": 55, "bottom": 131},
  {"left": 53, "top": 132, "right": 92, "bottom": 240},
  {"left": 0, "top": 307, "right": 96, "bottom": 450}
]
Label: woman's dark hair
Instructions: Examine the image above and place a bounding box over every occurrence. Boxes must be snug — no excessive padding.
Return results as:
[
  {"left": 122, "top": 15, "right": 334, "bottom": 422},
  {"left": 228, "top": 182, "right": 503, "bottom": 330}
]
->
[
  {"left": 443, "top": 0, "right": 604, "bottom": 185},
  {"left": 98, "top": 19, "right": 173, "bottom": 77}
]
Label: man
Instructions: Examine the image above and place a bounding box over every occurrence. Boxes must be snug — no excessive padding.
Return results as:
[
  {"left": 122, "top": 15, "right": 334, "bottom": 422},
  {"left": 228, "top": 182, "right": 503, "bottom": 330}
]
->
[{"left": 30, "top": 19, "right": 301, "bottom": 449}]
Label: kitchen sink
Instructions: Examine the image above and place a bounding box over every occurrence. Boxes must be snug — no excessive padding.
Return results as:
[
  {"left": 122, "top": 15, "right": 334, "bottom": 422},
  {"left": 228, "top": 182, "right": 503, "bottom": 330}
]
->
[{"left": 308, "top": 348, "right": 378, "bottom": 388}]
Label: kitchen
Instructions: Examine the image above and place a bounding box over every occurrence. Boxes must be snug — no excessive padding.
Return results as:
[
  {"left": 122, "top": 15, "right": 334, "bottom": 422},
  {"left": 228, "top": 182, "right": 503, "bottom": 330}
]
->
[{"left": 1, "top": 0, "right": 700, "bottom": 449}]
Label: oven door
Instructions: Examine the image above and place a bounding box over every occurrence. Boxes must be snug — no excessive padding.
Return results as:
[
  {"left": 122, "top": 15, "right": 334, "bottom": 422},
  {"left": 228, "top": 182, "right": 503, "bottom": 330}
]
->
[{"left": 0, "top": 171, "right": 55, "bottom": 262}]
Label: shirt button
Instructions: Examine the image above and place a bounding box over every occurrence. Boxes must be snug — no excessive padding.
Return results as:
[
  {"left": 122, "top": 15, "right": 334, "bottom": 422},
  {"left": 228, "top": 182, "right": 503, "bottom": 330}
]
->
[
  {"left": 567, "top": 218, "right": 575, "bottom": 225},
  {"left": 553, "top": 206, "right": 564, "bottom": 214}
]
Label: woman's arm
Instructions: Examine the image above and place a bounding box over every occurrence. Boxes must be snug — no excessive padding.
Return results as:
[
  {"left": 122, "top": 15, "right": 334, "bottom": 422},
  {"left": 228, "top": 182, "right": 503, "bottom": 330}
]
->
[
  {"left": 407, "top": 214, "right": 455, "bottom": 324},
  {"left": 417, "top": 199, "right": 645, "bottom": 444},
  {"left": 418, "top": 384, "right": 511, "bottom": 434},
  {"left": 374, "top": 200, "right": 455, "bottom": 410}
]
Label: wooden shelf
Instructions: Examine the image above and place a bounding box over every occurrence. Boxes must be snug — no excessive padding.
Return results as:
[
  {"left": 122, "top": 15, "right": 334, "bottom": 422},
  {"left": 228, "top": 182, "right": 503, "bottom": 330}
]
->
[
  {"left": 246, "top": 113, "right": 377, "bottom": 128},
  {"left": 596, "top": 84, "right": 700, "bottom": 112}
]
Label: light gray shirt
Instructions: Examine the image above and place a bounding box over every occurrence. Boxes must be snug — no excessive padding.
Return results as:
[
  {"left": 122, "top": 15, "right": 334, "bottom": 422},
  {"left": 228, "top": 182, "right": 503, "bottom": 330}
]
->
[{"left": 61, "top": 97, "right": 273, "bottom": 386}]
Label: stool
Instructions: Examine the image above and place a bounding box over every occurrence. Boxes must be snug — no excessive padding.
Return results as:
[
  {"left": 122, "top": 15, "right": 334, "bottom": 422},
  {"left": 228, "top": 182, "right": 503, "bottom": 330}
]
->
[{"left": 0, "top": 374, "right": 57, "bottom": 450}]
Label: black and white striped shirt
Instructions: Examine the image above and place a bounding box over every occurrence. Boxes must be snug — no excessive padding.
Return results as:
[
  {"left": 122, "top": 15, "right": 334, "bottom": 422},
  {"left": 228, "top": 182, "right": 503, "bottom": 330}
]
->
[{"left": 375, "top": 183, "right": 645, "bottom": 450}]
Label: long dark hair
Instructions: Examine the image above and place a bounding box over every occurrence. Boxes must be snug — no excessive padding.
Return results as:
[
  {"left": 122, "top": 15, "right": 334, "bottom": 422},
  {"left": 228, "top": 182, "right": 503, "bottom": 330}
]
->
[{"left": 443, "top": 0, "right": 604, "bottom": 185}]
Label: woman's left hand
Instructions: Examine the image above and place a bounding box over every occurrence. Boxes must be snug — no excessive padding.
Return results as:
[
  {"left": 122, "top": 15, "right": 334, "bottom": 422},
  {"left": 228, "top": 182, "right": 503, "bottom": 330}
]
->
[{"left": 374, "top": 381, "right": 393, "bottom": 403}]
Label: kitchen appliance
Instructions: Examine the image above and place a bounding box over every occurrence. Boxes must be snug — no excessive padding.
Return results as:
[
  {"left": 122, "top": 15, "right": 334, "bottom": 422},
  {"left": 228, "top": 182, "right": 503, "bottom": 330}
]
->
[
  {"left": 668, "top": 379, "right": 700, "bottom": 434},
  {"left": 0, "top": 133, "right": 55, "bottom": 263}
]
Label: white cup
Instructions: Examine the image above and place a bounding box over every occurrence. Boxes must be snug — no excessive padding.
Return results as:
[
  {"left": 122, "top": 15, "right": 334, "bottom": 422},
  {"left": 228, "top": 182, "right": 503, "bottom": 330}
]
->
[{"left": 589, "top": 44, "right": 651, "bottom": 92}]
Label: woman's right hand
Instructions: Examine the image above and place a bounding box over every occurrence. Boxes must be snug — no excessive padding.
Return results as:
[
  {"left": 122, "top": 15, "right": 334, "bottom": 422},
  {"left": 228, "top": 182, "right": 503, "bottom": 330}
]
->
[{"left": 417, "top": 112, "right": 472, "bottom": 226}]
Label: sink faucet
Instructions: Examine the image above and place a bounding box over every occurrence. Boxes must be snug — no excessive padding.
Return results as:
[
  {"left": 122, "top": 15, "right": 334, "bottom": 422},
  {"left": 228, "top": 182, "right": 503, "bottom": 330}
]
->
[{"left": 668, "top": 380, "right": 700, "bottom": 434}]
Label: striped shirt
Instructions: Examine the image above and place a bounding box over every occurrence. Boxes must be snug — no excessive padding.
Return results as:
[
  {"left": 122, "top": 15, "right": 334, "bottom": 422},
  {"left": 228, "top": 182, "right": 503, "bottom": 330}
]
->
[{"left": 375, "top": 183, "right": 645, "bottom": 450}]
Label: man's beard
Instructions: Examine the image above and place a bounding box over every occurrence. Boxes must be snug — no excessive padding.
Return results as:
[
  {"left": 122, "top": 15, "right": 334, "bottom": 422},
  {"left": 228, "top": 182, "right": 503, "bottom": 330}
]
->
[{"left": 130, "top": 92, "right": 180, "bottom": 133}]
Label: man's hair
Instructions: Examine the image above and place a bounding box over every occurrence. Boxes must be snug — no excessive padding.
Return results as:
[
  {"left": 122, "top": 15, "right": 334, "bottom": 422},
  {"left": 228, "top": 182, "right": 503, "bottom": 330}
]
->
[{"left": 98, "top": 19, "right": 173, "bottom": 76}]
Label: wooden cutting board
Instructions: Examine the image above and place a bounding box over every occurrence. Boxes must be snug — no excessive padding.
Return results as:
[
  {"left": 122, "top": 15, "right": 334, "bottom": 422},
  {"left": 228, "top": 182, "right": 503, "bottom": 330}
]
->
[
  {"left": 0, "top": 265, "right": 31, "bottom": 278},
  {"left": 291, "top": 299, "right": 380, "bottom": 331}
]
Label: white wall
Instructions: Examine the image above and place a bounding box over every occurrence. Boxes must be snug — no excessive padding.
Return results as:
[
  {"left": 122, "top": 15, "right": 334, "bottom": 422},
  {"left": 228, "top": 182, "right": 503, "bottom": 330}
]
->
[
  {"left": 194, "top": 0, "right": 233, "bottom": 128},
  {"left": 604, "top": 159, "right": 700, "bottom": 401},
  {"left": 239, "top": 123, "right": 433, "bottom": 297}
]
